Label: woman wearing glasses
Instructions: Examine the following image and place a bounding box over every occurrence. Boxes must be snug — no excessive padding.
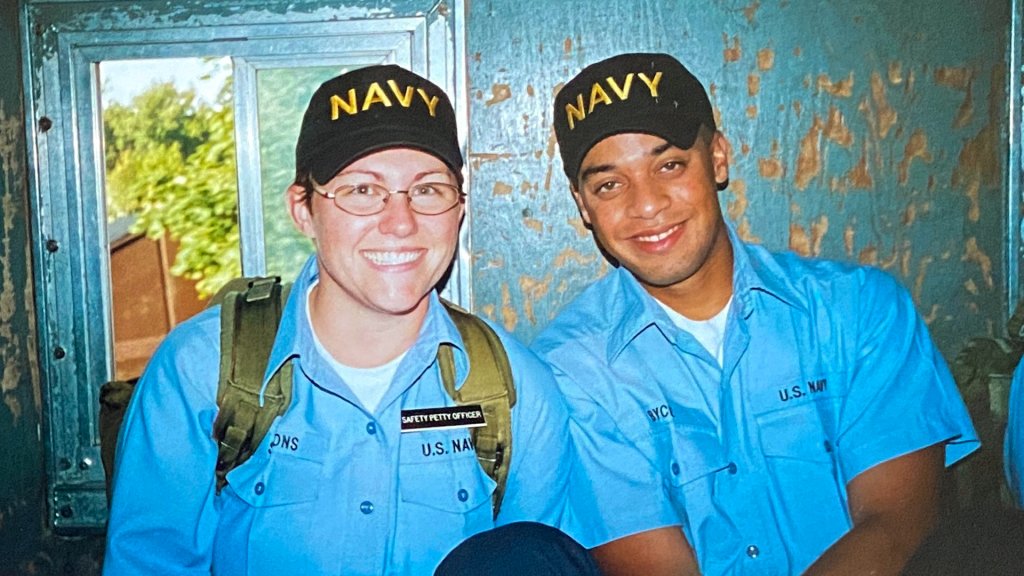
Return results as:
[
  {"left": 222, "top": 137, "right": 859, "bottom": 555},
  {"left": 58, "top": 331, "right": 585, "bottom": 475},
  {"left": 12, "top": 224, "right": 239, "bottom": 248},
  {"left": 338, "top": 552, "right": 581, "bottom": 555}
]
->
[{"left": 104, "top": 65, "right": 591, "bottom": 576}]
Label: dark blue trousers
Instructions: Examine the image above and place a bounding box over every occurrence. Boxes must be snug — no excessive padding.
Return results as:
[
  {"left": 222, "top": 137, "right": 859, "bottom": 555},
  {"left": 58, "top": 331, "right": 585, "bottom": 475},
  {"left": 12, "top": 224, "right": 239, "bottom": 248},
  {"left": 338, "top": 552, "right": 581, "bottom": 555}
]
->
[{"left": 435, "top": 522, "right": 600, "bottom": 576}]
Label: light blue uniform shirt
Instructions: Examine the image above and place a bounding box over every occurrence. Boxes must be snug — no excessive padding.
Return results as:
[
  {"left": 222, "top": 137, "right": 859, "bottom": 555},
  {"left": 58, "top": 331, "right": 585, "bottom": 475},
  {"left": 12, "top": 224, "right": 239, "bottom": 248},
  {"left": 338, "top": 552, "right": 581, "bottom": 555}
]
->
[
  {"left": 1007, "top": 360, "right": 1024, "bottom": 508},
  {"left": 532, "top": 230, "right": 978, "bottom": 576},
  {"left": 104, "top": 255, "right": 572, "bottom": 576}
]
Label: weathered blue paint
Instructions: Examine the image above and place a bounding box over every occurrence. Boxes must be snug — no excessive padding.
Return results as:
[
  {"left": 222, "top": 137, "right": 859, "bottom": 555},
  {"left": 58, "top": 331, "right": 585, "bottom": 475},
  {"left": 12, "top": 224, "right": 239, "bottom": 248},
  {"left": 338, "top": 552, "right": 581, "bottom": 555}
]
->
[
  {"left": 466, "top": 0, "right": 1013, "bottom": 359},
  {"left": 0, "top": 0, "right": 1019, "bottom": 572},
  {"left": 0, "top": 0, "right": 45, "bottom": 571}
]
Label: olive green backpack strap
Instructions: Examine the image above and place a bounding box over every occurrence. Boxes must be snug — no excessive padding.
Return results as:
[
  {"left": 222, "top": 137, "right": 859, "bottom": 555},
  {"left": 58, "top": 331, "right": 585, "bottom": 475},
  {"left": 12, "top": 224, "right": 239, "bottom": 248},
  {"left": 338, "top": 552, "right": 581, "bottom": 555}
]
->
[
  {"left": 437, "top": 300, "right": 517, "bottom": 519},
  {"left": 211, "top": 276, "right": 293, "bottom": 493}
]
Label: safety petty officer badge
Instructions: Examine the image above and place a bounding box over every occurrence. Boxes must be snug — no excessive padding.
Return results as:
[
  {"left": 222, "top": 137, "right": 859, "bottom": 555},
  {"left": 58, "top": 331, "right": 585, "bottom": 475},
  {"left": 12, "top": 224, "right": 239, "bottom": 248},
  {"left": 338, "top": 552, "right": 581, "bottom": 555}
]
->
[{"left": 400, "top": 405, "right": 486, "bottom": 433}]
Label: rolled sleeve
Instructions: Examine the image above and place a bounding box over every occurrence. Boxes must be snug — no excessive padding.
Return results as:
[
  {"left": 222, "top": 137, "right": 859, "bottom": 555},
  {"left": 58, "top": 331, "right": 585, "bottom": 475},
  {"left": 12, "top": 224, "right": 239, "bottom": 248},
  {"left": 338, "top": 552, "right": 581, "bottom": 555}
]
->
[
  {"left": 837, "top": 270, "right": 978, "bottom": 483},
  {"left": 552, "top": 365, "right": 679, "bottom": 549}
]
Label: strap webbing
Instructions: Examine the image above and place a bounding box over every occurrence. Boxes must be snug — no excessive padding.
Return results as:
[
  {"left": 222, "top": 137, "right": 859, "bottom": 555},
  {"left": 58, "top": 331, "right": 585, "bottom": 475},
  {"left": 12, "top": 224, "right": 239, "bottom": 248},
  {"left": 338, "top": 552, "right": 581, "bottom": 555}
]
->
[
  {"left": 438, "top": 300, "right": 516, "bottom": 518},
  {"left": 212, "top": 277, "right": 292, "bottom": 493}
]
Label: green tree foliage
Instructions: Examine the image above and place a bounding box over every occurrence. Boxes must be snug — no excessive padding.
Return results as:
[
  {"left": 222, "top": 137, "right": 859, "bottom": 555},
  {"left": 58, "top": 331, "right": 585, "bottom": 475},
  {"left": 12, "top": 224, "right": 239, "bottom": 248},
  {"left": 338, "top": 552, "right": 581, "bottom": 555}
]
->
[{"left": 104, "top": 80, "right": 240, "bottom": 298}]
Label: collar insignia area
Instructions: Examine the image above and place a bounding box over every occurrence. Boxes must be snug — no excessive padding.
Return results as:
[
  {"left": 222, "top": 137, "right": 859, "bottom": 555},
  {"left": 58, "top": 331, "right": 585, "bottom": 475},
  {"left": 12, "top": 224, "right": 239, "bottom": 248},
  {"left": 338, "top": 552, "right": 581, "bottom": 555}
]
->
[{"left": 400, "top": 405, "right": 487, "bottom": 433}]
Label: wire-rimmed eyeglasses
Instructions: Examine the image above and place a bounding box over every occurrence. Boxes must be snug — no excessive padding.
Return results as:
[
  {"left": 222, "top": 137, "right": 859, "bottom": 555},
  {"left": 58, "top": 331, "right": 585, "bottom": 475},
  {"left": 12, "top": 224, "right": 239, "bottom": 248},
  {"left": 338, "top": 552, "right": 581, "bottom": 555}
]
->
[{"left": 311, "top": 181, "right": 464, "bottom": 216}]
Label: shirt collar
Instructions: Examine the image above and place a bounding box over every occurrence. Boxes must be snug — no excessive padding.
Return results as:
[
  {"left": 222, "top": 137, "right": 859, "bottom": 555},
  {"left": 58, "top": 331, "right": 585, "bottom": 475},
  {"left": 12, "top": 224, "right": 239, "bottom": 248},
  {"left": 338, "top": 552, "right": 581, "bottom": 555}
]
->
[
  {"left": 605, "top": 222, "right": 808, "bottom": 361},
  {"left": 260, "top": 254, "right": 317, "bottom": 399},
  {"left": 726, "top": 223, "right": 807, "bottom": 314},
  {"left": 261, "top": 254, "right": 467, "bottom": 398}
]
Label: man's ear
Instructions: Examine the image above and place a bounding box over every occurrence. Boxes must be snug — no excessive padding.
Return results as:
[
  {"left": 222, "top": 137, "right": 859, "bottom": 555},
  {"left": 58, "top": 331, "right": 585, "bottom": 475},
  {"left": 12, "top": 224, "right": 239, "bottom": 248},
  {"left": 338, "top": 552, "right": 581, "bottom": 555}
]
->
[
  {"left": 571, "top": 185, "right": 593, "bottom": 227},
  {"left": 286, "top": 184, "right": 316, "bottom": 239},
  {"left": 710, "top": 132, "right": 731, "bottom": 189}
]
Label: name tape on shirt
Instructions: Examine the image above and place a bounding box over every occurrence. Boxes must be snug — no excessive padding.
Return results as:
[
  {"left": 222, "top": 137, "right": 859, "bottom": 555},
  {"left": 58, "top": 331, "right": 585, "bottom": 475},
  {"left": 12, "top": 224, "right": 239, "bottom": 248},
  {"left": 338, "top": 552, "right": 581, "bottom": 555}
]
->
[{"left": 400, "top": 405, "right": 486, "bottom": 433}]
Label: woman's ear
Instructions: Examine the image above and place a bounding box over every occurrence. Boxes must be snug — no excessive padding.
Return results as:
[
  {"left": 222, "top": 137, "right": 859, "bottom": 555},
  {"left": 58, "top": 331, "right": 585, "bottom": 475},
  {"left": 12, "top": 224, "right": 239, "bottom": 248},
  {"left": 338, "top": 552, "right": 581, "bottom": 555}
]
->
[{"left": 286, "top": 184, "right": 316, "bottom": 239}]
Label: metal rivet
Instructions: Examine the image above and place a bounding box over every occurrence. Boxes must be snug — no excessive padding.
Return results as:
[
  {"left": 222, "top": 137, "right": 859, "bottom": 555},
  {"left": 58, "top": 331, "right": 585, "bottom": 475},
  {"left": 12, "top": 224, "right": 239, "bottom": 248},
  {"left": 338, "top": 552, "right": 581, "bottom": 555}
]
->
[
  {"left": 59, "top": 505, "right": 73, "bottom": 518},
  {"left": 53, "top": 347, "right": 66, "bottom": 360},
  {"left": 58, "top": 458, "right": 72, "bottom": 471},
  {"left": 45, "top": 239, "right": 59, "bottom": 253},
  {"left": 78, "top": 458, "right": 92, "bottom": 470},
  {"left": 38, "top": 116, "right": 52, "bottom": 133}
]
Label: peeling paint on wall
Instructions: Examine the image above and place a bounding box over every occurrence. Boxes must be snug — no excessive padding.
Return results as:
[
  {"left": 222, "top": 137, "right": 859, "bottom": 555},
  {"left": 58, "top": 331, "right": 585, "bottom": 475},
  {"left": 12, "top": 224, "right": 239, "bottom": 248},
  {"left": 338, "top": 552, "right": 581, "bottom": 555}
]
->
[
  {"left": 758, "top": 140, "right": 784, "bottom": 179},
  {"left": 953, "top": 67, "right": 1003, "bottom": 189},
  {"left": 723, "top": 34, "right": 742, "bottom": 62},
  {"left": 869, "top": 71, "right": 898, "bottom": 139},
  {"left": 898, "top": 129, "right": 933, "bottom": 184},
  {"left": 794, "top": 116, "right": 822, "bottom": 190},
  {"left": 743, "top": 1, "right": 761, "bottom": 24},
  {"left": 518, "top": 274, "right": 551, "bottom": 325},
  {"left": 485, "top": 83, "right": 512, "bottom": 106},
  {"left": 0, "top": 102, "right": 27, "bottom": 427},
  {"left": 962, "top": 236, "right": 994, "bottom": 289},
  {"left": 823, "top": 106, "right": 853, "bottom": 147},
  {"left": 493, "top": 181, "right": 513, "bottom": 196},
  {"left": 845, "top": 144, "right": 874, "bottom": 190},
  {"left": 500, "top": 282, "right": 517, "bottom": 333},
  {"left": 817, "top": 72, "right": 854, "bottom": 98},
  {"left": 726, "top": 179, "right": 748, "bottom": 222}
]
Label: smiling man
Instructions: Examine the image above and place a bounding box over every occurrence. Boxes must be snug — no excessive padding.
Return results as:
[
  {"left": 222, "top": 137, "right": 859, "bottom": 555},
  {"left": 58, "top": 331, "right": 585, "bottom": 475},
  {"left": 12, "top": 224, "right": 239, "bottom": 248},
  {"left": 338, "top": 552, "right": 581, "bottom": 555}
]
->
[{"left": 532, "top": 52, "right": 979, "bottom": 576}]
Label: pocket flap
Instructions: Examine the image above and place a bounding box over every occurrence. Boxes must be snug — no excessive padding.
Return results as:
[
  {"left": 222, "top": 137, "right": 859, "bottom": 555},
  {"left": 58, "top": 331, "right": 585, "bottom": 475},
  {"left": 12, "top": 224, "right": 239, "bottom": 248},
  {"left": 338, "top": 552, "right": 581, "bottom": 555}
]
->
[
  {"left": 228, "top": 432, "right": 326, "bottom": 507},
  {"left": 400, "top": 455, "right": 496, "bottom": 513},
  {"left": 662, "top": 426, "right": 730, "bottom": 486},
  {"left": 757, "top": 405, "right": 832, "bottom": 463}
]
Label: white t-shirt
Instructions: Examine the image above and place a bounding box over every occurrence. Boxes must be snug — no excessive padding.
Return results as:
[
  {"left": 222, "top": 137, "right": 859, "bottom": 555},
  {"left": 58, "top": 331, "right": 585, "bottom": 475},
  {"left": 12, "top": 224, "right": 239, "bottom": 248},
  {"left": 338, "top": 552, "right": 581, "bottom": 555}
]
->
[
  {"left": 306, "top": 284, "right": 405, "bottom": 412},
  {"left": 656, "top": 297, "right": 732, "bottom": 366}
]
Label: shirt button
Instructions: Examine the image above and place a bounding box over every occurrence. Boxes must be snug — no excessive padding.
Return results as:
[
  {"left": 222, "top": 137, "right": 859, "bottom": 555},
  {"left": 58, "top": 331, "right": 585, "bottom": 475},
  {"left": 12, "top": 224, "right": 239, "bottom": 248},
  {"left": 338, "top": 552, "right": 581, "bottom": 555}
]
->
[
  {"left": 746, "top": 545, "right": 760, "bottom": 558},
  {"left": 360, "top": 501, "right": 374, "bottom": 515},
  {"left": 366, "top": 422, "right": 377, "bottom": 435},
  {"left": 727, "top": 462, "right": 738, "bottom": 474},
  {"left": 457, "top": 488, "right": 469, "bottom": 502},
  {"left": 254, "top": 482, "right": 265, "bottom": 495},
  {"left": 670, "top": 462, "right": 680, "bottom": 476}
]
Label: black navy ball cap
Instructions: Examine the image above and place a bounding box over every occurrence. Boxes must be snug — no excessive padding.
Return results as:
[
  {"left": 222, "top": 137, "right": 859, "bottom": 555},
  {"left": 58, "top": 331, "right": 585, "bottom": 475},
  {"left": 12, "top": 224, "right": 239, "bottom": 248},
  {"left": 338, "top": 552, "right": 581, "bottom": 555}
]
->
[
  {"left": 295, "top": 65, "right": 463, "bottom": 184},
  {"left": 552, "top": 53, "right": 716, "bottom": 183}
]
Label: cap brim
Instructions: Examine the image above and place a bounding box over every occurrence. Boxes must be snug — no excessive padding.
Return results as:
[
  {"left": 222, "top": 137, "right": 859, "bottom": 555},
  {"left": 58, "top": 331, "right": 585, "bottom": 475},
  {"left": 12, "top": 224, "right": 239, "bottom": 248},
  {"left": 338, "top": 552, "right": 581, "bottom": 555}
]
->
[
  {"left": 565, "top": 114, "right": 702, "bottom": 181},
  {"left": 308, "top": 126, "right": 463, "bottom": 184}
]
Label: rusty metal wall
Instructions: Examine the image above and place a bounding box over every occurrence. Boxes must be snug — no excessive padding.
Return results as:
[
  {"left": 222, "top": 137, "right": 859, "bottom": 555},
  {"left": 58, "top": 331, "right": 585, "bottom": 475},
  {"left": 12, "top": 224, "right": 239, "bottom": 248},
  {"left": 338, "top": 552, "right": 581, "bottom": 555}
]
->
[
  {"left": 465, "top": 0, "right": 1014, "bottom": 361},
  {"left": 0, "top": 0, "right": 50, "bottom": 572}
]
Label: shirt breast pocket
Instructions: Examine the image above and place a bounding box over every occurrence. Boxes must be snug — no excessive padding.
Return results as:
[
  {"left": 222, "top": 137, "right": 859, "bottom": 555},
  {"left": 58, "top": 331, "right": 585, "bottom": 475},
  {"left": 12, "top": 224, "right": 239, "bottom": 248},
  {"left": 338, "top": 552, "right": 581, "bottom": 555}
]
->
[
  {"left": 755, "top": 402, "right": 848, "bottom": 527},
  {"left": 399, "top": 453, "right": 496, "bottom": 515},
  {"left": 395, "top": 453, "right": 496, "bottom": 568},
  {"left": 658, "top": 425, "right": 731, "bottom": 488},
  {"left": 228, "top": 431, "right": 327, "bottom": 507}
]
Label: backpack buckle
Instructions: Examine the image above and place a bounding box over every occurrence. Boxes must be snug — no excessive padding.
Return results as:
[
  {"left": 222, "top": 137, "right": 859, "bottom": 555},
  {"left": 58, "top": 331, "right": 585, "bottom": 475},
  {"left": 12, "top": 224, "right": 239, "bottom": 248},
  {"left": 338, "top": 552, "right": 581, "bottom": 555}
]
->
[{"left": 245, "top": 277, "right": 279, "bottom": 303}]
